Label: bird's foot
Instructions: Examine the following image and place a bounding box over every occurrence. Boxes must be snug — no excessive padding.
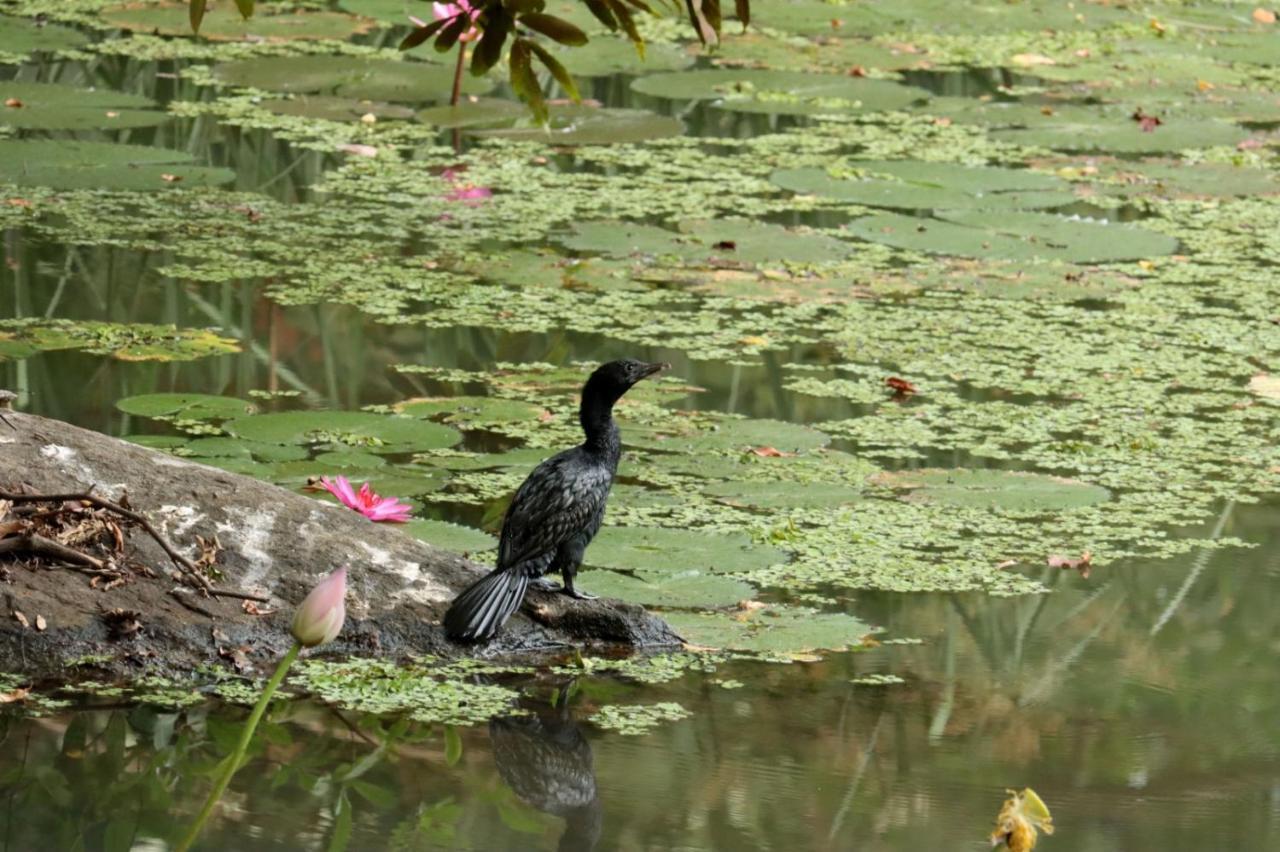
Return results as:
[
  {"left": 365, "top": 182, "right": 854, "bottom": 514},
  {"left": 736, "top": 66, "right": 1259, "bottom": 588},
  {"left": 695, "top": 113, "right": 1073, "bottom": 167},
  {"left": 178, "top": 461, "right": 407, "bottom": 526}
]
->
[
  {"left": 560, "top": 588, "right": 598, "bottom": 601},
  {"left": 529, "top": 577, "right": 563, "bottom": 592}
]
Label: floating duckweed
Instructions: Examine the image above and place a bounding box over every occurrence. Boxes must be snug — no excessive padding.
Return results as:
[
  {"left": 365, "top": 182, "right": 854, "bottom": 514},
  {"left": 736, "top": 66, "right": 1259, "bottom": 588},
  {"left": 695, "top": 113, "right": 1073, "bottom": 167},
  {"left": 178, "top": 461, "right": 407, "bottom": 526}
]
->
[
  {"left": 588, "top": 701, "right": 690, "bottom": 735},
  {"left": 294, "top": 658, "right": 522, "bottom": 725}
]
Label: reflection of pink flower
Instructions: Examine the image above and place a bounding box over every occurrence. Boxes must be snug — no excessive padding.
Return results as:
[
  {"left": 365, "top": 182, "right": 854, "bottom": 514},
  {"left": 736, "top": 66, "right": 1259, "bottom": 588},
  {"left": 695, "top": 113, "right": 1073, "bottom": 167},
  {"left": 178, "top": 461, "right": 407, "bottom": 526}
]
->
[
  {"left": 441, "top": 168, "right": 492, "bottom": 205},
  {"left": 430, "top": 0, "right": 479, "bottom": 42},
  {"left": 291, "top": 566, "right": 347, "bottom": 647},
  {"left": 319, "top": 476, "right": 413, "bottom": 523}
]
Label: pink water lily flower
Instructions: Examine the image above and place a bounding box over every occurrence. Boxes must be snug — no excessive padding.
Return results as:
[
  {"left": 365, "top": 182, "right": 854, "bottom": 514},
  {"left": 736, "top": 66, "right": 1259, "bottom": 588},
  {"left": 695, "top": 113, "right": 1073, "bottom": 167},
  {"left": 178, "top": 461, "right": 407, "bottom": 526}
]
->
[
  {"left": 429, "top": 0, "right": 479, "bottom": 42},
  {"left": 319, "top": 475, "right": 413, "bottom": 523},
  {"left": 291, "top": 566, "right": 347, "bottom": 647},
  {"left": 441, "top": 167, "right": 492, "bottom": 205}
]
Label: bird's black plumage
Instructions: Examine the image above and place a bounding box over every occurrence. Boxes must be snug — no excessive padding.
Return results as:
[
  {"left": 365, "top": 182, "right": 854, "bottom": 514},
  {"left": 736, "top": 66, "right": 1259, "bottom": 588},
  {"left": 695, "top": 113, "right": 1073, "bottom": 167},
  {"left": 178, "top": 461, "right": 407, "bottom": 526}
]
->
[
  {"left": 443, "top": 359, "right": 667, "bottom": 642},
  {"left": 489, "top": 686, "right": 602, "bottom": 851}
]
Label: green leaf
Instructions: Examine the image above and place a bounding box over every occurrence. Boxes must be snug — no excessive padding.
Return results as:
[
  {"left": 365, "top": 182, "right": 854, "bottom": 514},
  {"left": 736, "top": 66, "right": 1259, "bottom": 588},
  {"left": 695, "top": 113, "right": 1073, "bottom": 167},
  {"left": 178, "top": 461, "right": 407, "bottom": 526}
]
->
[
  {"left": 103, "top": 819, "right": 135, "bottom": 852},
  {"left": 508, "top": 38, "right": 547, "bottom": 124},
  {"left": 586, "top": 526, "right": 786, "bottom": 575},
  {"left": 350, "top": 779, "right": 397, "bottom": 809},
  {"left": 665, "top": 606, "right": 873, "bottom": 655},
  {"left": 847, "top": 211, "right": 1179, "bottom": 264},
  {"left": 472, "top": 8, "right": 512, "bottom": 75},
  {"left": 434, "top": 12, "right": 472, "bottom": 54},
  {"left": 528, "top": 40, "right": 580, "bottom": 102},
  {"left": 116, "top": 393, "right": 254, "bottom": 420},
  {"left": 328, "top": 793, "right": 353, "bottom": 852},
  {"left": 189, "top": 0, "right": 206, "bottom": 33},
  {"left": 214, "top": 56, "right": 494, "bottom": 102},
  {"left": 1, "top": 82, "right": 168, "bottom": 131},
  {"left": 234, "top": 0, "right": 255, "bottom": 19},
  {"left": 443, "top": 726, "right": 463, "bottom": 766},
  {"left": 872, "top": 469, "right": 1111, "bottom": 512},
  {"left": 519, "top": 12, "right": 588, "bottom": 46},
  {"left": 582, "top": 568, "right": 756, "bottom": 608},
  {"left": 0, "top": 15, "right": 89, "bottom": 56},
  {"left": 225, "top": 411, "right": 461, "bottom": 452},
  {"left": 399, "top": 16, "right": 449, "bottom": 51},
  {"left": 771, "top": 162, "right": 1076, "bottom": 212},
  {"left": 582, "top": 0, "right": 618, "bottom": 30},
  {"left": 605, "top": 0, "right": 643, "bottom": 52},
  {"left": 402, "top": 519, "right": 496, "bottom": 553}
]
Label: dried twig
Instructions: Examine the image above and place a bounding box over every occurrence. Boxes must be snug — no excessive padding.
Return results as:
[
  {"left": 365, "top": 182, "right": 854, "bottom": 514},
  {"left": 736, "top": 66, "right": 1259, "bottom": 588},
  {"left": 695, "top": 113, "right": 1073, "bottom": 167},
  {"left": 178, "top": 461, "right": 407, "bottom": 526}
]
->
[
  {"left": 207, "top": 589, "right": 271, "bottom": 604},
  {"left": 0, "top": 489, "right": 213, "bottom": 591},
  {"left": 0, "top": 533, "right": 113, "bottom": 575},
  {"left": 170, "top": 588, "right": 216, "bottom": 619}
]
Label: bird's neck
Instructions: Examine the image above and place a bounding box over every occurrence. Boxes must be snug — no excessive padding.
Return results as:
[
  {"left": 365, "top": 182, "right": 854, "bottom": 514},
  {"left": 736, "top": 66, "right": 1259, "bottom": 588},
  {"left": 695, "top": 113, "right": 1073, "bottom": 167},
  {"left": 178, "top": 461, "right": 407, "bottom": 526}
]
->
[{"left": 579, "top": 391, "right": 621, "bottom": 460}]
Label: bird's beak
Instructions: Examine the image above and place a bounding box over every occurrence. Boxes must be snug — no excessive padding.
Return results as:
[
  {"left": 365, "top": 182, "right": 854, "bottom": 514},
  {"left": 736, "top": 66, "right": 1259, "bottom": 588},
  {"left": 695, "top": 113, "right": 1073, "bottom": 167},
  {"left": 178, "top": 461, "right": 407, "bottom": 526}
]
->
[{"left": 640, "top": 362, "right": 669, "bottom": 380}]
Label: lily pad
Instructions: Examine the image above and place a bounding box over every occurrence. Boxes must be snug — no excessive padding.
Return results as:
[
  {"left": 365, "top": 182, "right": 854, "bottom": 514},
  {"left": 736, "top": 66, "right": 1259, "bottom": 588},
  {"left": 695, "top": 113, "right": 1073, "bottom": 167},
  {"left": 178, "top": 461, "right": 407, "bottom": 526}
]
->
[
  {"left": 225, "top": 411, "right": 461, "bottom": 453},
  {"left": 403, "top": 519, "right": 496, "bottom": 553},
  {"left": 469, "top": 105, "right": 683, "bottom": 145},
  {"left": 631, "top": 69, "right": 928, "bottom": 115},
  {"left": 213, "top": 56, "right": 492, "bottom": 102},
  {"left": 549, "top": 36, "right": 693, "bottom": 78},
  {"left": 873, "top": 468, "right": 1111, "bottom": 511},
  {"left": 0, "top": 319, "right": 239, "bottom": 361},
  {"left": 459, "top": 250, "right": 643, "bottom": 292},
  {"left": 586, "top": 526, "right": 786, "bottom": 575},
  {"left": 771, "top": 162, "right": 1076, "bottom": 211},
  {"left": 990, "top": 118, "right": 1249, "bottom": 154},
  {"left": 666, "top": 606, "right": 872, "bottom": 655},
  {"left": 1, "top": 81, "right": 166, "bottom": 130},
  {"left": 416, "top": 98, "right": 528, "bottom": 129},
  {"left": 558, "top": 219, "right": 851, "bottom": 265},
  {"left": 414, "top": 448, "right": 554, "bottom": 471},
  {"left": 396, "top": 396, "right": 546, "bottom": 426},
  {"left": 847, "top": 211, "right": 1178, "bottom": 263},
  {"left": 312, "top": 450, "right": 387, "bottom": 469},
  {"left": 0, "top": 15, "right": 89, "bottom": 56},
  {"left": 183, "top": 437, "right": 308, "bottom": 461},
  {"left": 260, "top": 96, "right": 415, "bottom": 122},
  {"left": 582, "top": 568, "right": 756, "bottom": 608},
  {"left": 703, "top": 480, "right": 863, "bottom": 509},
  {"left": 116, "top": 393, "right": 254, "bottom": 420},
  {"left": 102, "top": 4, "right": 374, "bottom": 41},
  {"left": 0, "top": 141, "right": 234, "bottom": 191},
  {"left": 632, "top": 418, "right": 830, "bottom": 454}
]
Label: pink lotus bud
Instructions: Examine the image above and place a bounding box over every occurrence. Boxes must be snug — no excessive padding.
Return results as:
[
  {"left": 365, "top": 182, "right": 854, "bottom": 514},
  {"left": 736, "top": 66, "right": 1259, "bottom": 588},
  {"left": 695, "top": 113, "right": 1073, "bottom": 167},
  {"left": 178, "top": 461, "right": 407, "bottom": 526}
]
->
[{"left": 291, "top": 566, "right": 347, "bottom": 647}]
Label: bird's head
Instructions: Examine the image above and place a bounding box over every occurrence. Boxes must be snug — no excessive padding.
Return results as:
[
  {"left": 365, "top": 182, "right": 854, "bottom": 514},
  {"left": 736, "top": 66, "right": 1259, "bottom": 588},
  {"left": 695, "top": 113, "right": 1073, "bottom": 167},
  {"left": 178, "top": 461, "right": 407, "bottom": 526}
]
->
[{"left": 584, "top": 359, "right": 668, "bottom": 404}]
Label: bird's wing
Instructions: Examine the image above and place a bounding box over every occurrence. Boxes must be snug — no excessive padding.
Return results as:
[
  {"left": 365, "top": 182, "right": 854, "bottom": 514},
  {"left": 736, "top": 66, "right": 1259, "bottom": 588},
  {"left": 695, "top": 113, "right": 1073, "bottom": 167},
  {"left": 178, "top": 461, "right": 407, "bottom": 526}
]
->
[{"left": 498, "top": 451, "right": 612, "bottom": 572}]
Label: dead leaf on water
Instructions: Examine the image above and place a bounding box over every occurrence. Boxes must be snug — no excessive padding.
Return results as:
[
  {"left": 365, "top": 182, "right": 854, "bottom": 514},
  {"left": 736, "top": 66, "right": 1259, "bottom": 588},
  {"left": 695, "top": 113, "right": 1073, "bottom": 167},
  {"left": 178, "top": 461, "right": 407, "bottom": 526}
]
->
[
  {"left": 991, "top": 787, "right": 1054, "bottom": 851},
  {"left": 1248, "top": 373, "right": 1280, "bottom": 400}
]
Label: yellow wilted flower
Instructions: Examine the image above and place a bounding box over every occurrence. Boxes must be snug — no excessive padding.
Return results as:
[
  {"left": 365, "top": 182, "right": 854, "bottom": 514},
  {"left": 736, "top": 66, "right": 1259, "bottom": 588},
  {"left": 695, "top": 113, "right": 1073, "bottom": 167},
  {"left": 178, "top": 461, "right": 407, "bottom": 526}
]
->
[{"left": 990, "top": 788, "right": 1054, "bottom": 851}]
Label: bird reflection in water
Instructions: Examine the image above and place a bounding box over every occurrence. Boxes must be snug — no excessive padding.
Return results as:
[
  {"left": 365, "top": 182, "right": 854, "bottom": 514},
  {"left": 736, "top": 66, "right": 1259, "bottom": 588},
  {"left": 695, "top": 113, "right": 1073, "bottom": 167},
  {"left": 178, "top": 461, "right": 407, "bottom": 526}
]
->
[{"left": 489, "top": 683, "right": 602, "bottom": 851}]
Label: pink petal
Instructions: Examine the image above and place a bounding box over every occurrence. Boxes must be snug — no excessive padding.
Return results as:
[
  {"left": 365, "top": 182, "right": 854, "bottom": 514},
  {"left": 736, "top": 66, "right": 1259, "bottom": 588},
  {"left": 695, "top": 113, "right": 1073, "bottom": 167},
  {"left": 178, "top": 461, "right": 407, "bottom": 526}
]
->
[
  {"left": 291, "top": 566, "right": 347, "bottom": 647},
  {"left": 320, "top": 476, "right": 359, "bottom": 510}
]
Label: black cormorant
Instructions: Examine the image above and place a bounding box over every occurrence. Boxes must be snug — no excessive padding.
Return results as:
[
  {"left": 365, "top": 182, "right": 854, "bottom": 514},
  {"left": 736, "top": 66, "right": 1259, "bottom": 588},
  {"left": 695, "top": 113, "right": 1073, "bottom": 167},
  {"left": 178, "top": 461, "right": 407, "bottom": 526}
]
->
[
  {"left": 489, "top": 685, "right": 602, "bottom": 851},
  {"left": 443, "top": 358, "right": 667, "bottom": 642}
]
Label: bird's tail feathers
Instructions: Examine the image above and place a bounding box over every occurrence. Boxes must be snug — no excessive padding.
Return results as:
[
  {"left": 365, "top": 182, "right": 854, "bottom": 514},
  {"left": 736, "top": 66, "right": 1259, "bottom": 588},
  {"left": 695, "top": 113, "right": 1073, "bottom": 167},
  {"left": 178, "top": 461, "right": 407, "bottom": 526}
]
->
[{"left": 443, "top": 569, "right": 530, "bottom": 642}]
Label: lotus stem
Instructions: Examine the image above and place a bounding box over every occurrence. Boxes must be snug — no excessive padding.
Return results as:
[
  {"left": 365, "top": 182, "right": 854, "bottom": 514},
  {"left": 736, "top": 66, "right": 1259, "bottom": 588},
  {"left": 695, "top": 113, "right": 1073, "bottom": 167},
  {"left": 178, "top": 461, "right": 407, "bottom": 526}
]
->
[{"left": 175, "top": 641, "right": 302, "bottom": 852}]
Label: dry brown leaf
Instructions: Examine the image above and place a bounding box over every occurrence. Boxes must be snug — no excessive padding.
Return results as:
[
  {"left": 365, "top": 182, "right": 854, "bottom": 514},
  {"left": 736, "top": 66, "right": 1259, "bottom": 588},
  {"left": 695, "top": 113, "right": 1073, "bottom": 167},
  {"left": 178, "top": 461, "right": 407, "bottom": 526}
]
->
[
  {"left": 3, "top": 98, "right": 22, "bottom": 108},
  {"left": 1011, "top": 53, "right": 1056, "bottom": 67},
  {"left": 991, "top": 788, "right": 1054, "bottom": 851},
  {"left": 0, "top": 687, "right": 30, "bottom": 704},
  {"left": 1048, "top": 550, "right": 1093, "bottom": 578},
  {"left": 1248, "top": 373, "right": 1280, "bottom": 400},
  {"left": 34, "top": 615, "right": 46, "bottom": 631},
  {"left": 12, "top": 610, "right": 29, "bottom": 628},
  {"left": 1253, "top": 7, "right": 1276, "bottom": 24},
  {"left": 160, "top": 173, "right": 182, "bottom": 183},
  {"left": 750, "top": 446, "right": 794, "bottom": 457},
  {"left": 885, "top": 376, "right": 919, "bottom": 397}
]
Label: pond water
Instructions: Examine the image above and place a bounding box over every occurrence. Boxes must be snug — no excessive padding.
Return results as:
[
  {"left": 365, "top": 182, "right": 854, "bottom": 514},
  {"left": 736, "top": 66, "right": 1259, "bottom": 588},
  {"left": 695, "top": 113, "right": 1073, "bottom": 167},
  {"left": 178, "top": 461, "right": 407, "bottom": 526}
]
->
[{"left": 3, "top": 1, "right": 1280, "bottom": 850}]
